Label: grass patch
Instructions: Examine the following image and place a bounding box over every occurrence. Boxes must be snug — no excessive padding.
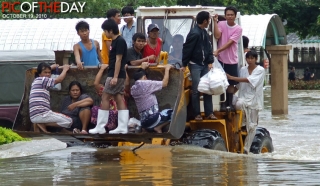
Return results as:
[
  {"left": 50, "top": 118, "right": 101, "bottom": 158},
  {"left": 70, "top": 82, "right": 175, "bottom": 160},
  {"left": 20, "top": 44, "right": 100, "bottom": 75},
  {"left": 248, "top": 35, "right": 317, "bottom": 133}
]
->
[
  {"left": 0, "top": 127, "right": 30, "bottom": 145},
  {"left": 288, "top": 80, "right": 320, "bottom": 90}
]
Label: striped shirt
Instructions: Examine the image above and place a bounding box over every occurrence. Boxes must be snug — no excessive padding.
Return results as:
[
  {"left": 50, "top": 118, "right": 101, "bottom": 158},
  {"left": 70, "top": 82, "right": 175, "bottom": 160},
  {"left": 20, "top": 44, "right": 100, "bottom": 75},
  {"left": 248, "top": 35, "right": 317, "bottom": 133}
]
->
[{"left": 29, "top": 77, "right": 55, "bottom": 119}]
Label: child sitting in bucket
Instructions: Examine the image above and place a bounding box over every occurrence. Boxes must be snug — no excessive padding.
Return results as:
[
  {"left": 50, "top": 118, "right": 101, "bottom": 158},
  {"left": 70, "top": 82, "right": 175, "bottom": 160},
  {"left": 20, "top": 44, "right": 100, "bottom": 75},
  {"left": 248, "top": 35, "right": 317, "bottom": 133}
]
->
[
  {"left": 131, "top": 64, "right": 173, "bottom": 133},
  {"left": 226, "top": 50, "right": 265, "bottom": 154}
]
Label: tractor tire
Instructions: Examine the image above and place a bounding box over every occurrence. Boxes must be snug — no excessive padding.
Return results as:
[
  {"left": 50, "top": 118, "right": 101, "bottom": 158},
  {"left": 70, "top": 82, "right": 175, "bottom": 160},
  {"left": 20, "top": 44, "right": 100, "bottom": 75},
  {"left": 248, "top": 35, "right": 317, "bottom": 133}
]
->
[
  {"left": 250, "top": 127, "right": 274, "bottom": 154},
  {"left": 184, "top": 129, "right": 227, "bottom": 151}
]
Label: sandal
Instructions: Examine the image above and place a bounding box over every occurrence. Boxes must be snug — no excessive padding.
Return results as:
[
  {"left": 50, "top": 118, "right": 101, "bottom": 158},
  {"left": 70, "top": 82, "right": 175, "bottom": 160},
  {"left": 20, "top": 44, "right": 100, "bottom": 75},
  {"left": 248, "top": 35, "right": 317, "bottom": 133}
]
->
[
  {"left": 195, "top": 115, "right": 203, "bottom": 121},
  {"left": 73, "top": 128, "right": 80, "bottom": 134},
  {"left": 206, "top": 114, "right": 217, "bottom": 120}
]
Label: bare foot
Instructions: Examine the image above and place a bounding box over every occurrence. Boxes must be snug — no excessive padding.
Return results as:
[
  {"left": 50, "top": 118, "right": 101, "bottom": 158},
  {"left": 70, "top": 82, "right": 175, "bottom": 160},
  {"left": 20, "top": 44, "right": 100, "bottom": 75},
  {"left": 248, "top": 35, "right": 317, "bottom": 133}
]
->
[
  {"left": 153, "top": 121, "right": 170, "bottom": 133},
  {"left": 80, "top": 130, "right": 88, "bottom": 134},
  {"left": 154, "top": 126, "right": 162, "bottom": 133},
  {"left": 37, "top": 124, "right": 50, "bottom": 133},
  {"left": 33, "top": 123, "right": 40, "bottom": 132}
]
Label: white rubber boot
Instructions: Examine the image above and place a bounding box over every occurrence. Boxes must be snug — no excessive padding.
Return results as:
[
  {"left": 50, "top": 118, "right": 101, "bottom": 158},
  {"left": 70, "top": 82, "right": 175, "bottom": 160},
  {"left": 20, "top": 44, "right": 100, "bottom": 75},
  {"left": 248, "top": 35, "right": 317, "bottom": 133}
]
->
[
  {"left": 109, "top": 110, "right": 129, "bottom": 134},
  {"left": 89, "top": 110, "right": 109, "bottom": 134}
]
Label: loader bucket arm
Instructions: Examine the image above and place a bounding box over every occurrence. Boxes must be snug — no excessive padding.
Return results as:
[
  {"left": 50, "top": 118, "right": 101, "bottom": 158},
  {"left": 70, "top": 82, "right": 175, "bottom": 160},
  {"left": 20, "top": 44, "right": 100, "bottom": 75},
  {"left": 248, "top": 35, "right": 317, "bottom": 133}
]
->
[{"left": 13, "top": 66, "right": 186, "bottom": 143}]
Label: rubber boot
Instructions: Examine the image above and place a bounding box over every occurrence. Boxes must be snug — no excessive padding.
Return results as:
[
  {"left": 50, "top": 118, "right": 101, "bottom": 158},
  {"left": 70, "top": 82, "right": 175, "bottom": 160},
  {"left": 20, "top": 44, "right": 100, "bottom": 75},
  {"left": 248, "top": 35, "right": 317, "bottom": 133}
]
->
[
  {"left": 227, "top": 93, "right": 236, "bottom": 112},
  {"left": 220, "top": 93, "right": 227, "bottom": 112},
  {"left": 109, "top": 110, "right": 129, "bottom": 134},
  {"left": 89, "top": 110, "right": 108, "bottom": 134}
]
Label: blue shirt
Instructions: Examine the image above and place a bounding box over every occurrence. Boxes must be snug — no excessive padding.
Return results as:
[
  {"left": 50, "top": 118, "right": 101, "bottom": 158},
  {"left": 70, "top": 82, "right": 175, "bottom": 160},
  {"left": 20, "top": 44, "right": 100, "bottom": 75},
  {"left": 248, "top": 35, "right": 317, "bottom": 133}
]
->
[
  {"left": 78, "top": 39, "right": 100, "bottom": 66},
  {"left": 120, "top": 21, "right": 136, "bottom": 48}
]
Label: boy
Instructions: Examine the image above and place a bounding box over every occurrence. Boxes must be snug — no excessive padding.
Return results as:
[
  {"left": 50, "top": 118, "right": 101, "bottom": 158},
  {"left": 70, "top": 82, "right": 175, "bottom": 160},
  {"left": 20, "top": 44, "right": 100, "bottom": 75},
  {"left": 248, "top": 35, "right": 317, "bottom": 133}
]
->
[
  {"left": 213, "top": 6, "right": 242, "bottom": 111},
  {"left": 73, "top": 21, "right": 102, "bottom": 70},
  {"left": 101, "top": 9, "right": 121, "bottom": 64},
  {"left": 131, "top": 64, "right": 172, "bottom": 133},
  {"left": 181, "top": 11, "right": 217, "bottom": 121},
  {"left": 127, "top": 32, "right": 155, "bottom": 66},
  {"left": 120, "top": 6, "right": 136, "bottom": 48},
  {"left": 30, "top": 62, "right": 71, "bottom": 133},
  {"left": 288, "top": 66, "right": 296, "bottom": 81},
  {"left": 89, "top": 19, "right": 128, "bottom": 134},
  {"left": 226, "top": 50, "right": 265, "bottom": 154},
  {"left": 143, "top": 24, "right": 162, "bottom": 64}
]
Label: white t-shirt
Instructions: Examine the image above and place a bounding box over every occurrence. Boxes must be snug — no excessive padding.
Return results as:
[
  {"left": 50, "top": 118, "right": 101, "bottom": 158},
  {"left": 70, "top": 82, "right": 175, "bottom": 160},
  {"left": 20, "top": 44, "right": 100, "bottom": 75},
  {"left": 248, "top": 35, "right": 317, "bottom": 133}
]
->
[{"left": 236, "top": 66, "right": 265, "bottom": 110}]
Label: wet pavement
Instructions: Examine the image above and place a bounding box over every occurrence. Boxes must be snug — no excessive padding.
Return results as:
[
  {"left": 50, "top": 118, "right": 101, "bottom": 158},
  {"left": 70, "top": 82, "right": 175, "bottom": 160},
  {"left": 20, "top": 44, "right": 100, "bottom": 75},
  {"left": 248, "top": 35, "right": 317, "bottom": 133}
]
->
[{"left": 1, "top": 90, "right": 320, "bottom": 185}]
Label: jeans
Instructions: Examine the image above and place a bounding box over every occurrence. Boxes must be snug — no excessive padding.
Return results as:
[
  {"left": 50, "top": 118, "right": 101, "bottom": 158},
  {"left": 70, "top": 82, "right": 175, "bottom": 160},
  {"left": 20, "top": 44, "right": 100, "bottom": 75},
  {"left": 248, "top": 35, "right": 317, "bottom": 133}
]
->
[{"left": 188, "top": 63, "right": 213, "bottom": 116}]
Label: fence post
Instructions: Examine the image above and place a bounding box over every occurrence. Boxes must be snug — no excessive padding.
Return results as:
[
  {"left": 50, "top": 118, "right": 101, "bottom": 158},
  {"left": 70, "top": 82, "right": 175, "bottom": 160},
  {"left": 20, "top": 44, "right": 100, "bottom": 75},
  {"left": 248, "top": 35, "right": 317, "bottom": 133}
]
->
[{"left": 266, "top": 45, "right": 292, "bottom": 115}]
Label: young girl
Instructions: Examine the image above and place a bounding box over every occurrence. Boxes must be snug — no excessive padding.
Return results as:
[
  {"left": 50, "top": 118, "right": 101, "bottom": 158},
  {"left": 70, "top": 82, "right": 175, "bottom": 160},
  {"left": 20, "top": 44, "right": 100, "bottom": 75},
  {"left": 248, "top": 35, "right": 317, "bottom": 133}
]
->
[{"left": 29, "top": 62, "right": 71, "bottom": 133}]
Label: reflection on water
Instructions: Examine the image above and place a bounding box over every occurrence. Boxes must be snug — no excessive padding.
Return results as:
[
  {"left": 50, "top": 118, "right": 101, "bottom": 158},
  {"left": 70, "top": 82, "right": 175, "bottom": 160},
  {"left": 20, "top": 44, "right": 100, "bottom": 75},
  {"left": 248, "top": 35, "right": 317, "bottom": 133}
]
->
[
  {"left": 1, "top": 145, "right": 320, "bottom": 185},
  {"left": 1, "top": 90, "right": 320, "bottom": 185}
]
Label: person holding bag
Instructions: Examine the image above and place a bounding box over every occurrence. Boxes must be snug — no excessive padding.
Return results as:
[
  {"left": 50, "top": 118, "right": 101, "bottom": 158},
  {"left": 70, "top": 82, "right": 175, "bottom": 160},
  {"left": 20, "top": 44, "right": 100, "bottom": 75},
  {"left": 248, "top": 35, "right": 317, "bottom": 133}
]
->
[{"left": 181, "top": 11, "right": 217, "bottom": 121}]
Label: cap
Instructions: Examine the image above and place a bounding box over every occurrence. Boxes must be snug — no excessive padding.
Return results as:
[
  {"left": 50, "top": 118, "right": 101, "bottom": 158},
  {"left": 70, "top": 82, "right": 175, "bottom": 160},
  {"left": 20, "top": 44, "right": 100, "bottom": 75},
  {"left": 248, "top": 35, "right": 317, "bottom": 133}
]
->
[
  {"left": 147, "top": 24, "right": 160, "bottom": 32},
  {"left": 133, "top": 69, "right": 147, "bottom": 81}
]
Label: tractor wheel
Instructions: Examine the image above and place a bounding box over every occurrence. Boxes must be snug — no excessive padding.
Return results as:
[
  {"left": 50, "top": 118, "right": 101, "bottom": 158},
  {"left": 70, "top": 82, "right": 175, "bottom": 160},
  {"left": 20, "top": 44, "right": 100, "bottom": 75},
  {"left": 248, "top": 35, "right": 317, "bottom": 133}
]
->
[
  {"left": 184, "top": 129, "right": 227, "bottom": 151},
  {"left": 250, "top": 127, "right": 274, "bottom": 154}
]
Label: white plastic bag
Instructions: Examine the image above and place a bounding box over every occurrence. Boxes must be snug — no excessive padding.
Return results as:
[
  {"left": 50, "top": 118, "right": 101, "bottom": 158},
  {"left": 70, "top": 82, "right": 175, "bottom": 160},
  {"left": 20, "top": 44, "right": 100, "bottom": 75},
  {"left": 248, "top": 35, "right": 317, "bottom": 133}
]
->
[
  {"left": 197, "top": 72, "right": 212, "bottom": 95},
  {"left": 128, "top": 117, "right": 141, "bottom": 127},
  {"left": 50, "top": 68, "right": 61, "bottom": 91},
  {"left": 208, "top": 59, "right": 229, "bottom": 95}
]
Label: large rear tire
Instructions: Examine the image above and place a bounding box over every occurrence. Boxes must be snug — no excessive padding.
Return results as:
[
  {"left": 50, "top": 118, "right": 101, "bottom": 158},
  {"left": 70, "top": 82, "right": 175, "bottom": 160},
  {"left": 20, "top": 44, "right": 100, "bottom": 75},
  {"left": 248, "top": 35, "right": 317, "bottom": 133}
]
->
[
  {"left": 250, "top": 127, "right": 274, "bottom": 154},
  {"left": 184, "top": 129, "right": 227, "bottom": 151}
]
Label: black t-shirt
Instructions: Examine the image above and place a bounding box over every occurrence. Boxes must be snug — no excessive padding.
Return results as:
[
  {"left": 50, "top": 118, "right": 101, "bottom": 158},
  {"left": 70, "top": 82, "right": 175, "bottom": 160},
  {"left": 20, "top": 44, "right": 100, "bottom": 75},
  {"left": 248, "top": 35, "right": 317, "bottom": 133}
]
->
[
  {"left": 304, "top": 71, "right": 311, "bottom": 81},
  {"left": 108, "top": 36, "right": 127, "bottom": 78},
  {"left": 127, "top": 47, "right": 142, "bottom": 65},
  {"left": 288, "top": 71, "right": 296, "bottom": 81}
]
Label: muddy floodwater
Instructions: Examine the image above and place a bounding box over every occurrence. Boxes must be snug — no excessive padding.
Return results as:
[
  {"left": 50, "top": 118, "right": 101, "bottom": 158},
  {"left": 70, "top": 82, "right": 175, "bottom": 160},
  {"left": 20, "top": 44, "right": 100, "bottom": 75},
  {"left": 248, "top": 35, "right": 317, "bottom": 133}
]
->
[{"left": 1, "top": 90, "right": 320, "bottom": 185}]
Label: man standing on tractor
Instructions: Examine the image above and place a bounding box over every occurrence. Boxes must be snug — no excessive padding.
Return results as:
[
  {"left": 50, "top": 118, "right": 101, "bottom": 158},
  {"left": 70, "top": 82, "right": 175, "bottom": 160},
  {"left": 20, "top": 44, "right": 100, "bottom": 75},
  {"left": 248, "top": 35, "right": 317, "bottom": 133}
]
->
[
  {"left": 226, "top": 50, "right": 265, "bottom": 154},
  {"left": 213, "top": 6, "right": 242, "bottom": 112},
  {"left": 181, "top": 11, "right": 217, "bottom": 121},
  {"left": 89, "top": 19, "right": 128, "bottom": 134},
  {"left": 73, "top": 21, "right": 102, "bottom": 69},
  {"left": 101, "top": 9, "right": 122, "bottom": 64},
  {"left": 143, "top": 24, "right": 162, "bottom": 64},
  {"left": 120, "top": 6, "right": 136, "bottom": 48}
]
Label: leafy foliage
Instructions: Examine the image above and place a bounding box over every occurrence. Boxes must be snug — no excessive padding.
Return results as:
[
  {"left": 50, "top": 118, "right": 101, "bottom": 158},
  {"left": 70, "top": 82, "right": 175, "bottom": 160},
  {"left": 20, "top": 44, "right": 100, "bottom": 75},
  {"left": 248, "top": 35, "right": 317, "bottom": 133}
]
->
[
  {"left": 288, "top": 80, "right": 320, "bottom": 90},
  {"left": 0, "top": 127, "right": 29, "bottom": 145}
]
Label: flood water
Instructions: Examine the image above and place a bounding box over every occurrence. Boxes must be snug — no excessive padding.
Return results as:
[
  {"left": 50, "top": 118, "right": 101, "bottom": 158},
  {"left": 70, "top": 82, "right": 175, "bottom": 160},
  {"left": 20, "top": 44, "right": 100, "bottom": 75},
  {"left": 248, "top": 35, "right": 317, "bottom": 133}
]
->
[{"left": 1, "top": 90, "right": 320, "bottom": 185}]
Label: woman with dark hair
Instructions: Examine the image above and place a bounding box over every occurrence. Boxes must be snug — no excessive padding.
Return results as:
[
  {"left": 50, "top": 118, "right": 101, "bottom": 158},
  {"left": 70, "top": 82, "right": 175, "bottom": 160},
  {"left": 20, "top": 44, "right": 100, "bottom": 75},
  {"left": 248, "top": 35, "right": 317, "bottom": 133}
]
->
[
  {"left": 30, "top": 62, "right": 71, "bottom": 133},
  {"left": 61, "top": 81, "right": 93, "bottom": 134}
]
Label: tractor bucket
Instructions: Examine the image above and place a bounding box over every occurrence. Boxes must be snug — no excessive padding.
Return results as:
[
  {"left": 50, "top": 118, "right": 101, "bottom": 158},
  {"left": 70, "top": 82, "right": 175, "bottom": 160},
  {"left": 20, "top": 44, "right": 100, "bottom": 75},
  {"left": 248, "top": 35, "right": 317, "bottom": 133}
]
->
[{"left": 13, "top": 66, "right": 187, "bottom": 143}]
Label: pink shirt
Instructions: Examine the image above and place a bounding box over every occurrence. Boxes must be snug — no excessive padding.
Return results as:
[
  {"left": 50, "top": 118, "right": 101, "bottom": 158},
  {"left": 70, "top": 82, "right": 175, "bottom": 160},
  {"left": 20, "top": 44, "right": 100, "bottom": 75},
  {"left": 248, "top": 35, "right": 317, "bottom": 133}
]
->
[{"left": 217, "top": 21, "right": 242, "bottom": 65}]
